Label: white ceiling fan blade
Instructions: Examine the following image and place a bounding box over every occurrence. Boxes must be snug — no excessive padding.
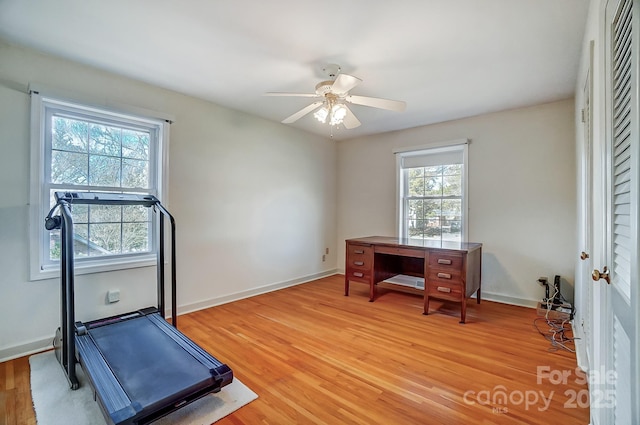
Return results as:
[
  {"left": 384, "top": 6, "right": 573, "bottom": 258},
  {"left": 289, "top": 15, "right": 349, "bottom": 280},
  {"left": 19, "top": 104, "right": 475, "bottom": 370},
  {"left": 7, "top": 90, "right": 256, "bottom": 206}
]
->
[
  {"left": 331, "top": 74, "right": 362, "bottom": 95},
  {"left": 282, "top": 101, "right": 323, "bottom": 124},
  {"left": 342, "top": 105, "right": 361, "bottom": 129},
  {"left": 346, "top": 95, "right": 406, "bottom": 112},
  {"left": 264, "top": 92, "right": 319, "bottom": 98}
]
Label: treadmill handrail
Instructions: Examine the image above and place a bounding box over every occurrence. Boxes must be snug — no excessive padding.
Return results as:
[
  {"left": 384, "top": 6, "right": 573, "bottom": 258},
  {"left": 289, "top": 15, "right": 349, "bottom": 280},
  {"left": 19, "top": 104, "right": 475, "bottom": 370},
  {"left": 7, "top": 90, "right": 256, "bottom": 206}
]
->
[{"left": 47, "top": 191, "right": 178, "bottom": 388}]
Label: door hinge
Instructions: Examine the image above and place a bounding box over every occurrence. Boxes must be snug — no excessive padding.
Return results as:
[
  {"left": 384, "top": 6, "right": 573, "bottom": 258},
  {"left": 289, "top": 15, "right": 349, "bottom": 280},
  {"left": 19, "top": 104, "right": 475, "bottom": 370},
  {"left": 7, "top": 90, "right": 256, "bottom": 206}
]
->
[{"left": 581, "top": 109, "right": 586, "bottom": 123}]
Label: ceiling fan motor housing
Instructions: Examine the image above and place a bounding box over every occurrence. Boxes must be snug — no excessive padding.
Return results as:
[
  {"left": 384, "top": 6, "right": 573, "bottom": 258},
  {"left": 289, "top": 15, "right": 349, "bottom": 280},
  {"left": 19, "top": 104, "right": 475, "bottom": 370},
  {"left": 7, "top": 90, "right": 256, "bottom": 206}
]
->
[{"left": 315, "top": 81, "right": 337, "bottom": 96}]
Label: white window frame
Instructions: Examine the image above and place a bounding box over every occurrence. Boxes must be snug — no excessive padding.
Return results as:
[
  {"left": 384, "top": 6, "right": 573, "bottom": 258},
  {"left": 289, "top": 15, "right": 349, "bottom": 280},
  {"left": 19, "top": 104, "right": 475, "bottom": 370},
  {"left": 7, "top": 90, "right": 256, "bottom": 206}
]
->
[
  {"left": 29, "top": 88, "right": 171, "bottom": 281},
  {"left": 395, "top": 139, "right": 469, "bottom": 242}
]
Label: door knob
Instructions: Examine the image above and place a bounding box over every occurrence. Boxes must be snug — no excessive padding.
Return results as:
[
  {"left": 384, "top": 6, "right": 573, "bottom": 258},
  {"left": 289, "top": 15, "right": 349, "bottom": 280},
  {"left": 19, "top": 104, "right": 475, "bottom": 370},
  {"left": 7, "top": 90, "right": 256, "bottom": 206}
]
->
[
  {"left": 580, "top": 251, "right": 589, "bottom": 260},
  {"left": 592, "top": 266, "right": 610, "bottom": 284}
]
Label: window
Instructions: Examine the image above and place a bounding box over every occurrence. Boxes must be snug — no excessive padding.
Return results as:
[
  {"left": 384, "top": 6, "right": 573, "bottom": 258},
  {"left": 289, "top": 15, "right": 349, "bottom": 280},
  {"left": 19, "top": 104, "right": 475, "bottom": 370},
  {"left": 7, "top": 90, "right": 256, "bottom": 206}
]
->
[
  {"left": 30, "top": 92, "right": 169, "bottom": 279},
  {"left": 396, "top": 142, "right": 468, "bottom": 243}
]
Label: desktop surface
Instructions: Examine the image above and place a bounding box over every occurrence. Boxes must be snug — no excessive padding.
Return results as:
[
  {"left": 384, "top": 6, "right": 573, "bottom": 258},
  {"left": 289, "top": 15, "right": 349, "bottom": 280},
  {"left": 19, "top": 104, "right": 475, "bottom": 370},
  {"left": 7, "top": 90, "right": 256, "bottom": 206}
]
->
[{"left": 345, "top": 236, "right": 482, "bottom": 252}]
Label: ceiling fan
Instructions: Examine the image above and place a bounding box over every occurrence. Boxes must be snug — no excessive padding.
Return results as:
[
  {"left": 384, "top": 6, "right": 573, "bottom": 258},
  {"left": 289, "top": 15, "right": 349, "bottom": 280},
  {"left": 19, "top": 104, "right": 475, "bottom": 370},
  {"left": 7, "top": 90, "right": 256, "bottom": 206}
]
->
[{"left": 265, "top": 64, "right": 406, "bottom": 129}]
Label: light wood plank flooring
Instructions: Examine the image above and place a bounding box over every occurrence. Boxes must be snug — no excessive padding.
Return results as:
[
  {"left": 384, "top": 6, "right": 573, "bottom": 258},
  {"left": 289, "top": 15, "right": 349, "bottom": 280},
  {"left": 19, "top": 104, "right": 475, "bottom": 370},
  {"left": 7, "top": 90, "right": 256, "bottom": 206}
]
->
[{"left": 1, "top": 274, "right": 589, "bottom": 424}]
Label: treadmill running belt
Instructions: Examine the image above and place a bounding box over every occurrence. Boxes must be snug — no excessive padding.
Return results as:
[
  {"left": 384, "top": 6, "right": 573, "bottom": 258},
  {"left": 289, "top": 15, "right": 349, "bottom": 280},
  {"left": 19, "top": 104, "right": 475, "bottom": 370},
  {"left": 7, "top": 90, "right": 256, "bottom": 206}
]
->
[{"left": 89, "top": 315, "right": 213, "bottom": 409}]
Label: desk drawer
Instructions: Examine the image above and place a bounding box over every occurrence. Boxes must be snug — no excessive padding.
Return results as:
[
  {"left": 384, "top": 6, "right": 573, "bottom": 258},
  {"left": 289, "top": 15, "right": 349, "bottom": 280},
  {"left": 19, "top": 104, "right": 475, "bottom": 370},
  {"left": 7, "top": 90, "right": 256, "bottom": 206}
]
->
[
  {"left": 428, "top": 251, "right": 463, "bottom": 270},
  {"left": 348, "top": 259, "right": 371, "bottom": 271},
  {"left": 375, "top": 245, "right": 425, "bottom": 258},
  {"left": 347, "top": 243, "right": 373, "bottom": 271},
  {"left": 346, "top": 242, "right": 373, "bottom": 283},
  {"left": 347, "top": 244, "right": 373, "bottom": 258},
  {"left": 427, "top": 280, "right": 463, "bottom": 299},
  {"left": 346, "top": 268, "right": 371, "bottom": 284},
  {"left": 428, "top": 269, "right": 462, "bottom": 284}
]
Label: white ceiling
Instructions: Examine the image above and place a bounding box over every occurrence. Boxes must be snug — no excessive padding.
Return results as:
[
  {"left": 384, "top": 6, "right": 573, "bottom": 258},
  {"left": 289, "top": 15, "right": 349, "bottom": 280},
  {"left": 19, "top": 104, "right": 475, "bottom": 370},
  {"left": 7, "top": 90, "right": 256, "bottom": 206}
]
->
[{"left": 0, "top": 0, "right": 589, "bottom": 141}]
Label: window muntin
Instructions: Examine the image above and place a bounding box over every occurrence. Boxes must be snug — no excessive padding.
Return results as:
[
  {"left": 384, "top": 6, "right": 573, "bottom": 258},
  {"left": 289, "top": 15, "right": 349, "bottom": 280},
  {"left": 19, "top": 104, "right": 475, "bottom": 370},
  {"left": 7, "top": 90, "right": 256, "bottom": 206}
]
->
[
  {"left": 47, "top": 197, "right": 152, "bottom": 261},
  {"left": 34, "top": 96, "right": 165, "bottom": 274},
  {"left": 50, "top": 115, "right": 151, "bottom": 188},
  {"left": 397, "top": 144, "right": 467, "bottom": 243},
  {"left": 404, "top": 164, "right": 463, "bottom": 242}
]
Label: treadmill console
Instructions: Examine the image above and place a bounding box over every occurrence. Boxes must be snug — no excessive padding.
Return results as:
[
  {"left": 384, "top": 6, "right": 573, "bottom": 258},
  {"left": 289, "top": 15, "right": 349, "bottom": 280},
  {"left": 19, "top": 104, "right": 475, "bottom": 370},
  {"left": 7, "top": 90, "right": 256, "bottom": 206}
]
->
[{"left": 54, "top": 191, "right": 159, "bottom": 207}]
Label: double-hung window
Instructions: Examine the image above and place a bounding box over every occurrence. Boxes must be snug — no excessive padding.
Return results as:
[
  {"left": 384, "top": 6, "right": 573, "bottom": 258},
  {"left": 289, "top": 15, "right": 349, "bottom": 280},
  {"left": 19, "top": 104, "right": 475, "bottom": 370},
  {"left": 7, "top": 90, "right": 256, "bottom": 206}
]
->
[
  {"left": 396, "top": 141, "right": 468, "bottom": 243},
  {"left": 30, "top": 92, "right": 169, "bottom": 279}
]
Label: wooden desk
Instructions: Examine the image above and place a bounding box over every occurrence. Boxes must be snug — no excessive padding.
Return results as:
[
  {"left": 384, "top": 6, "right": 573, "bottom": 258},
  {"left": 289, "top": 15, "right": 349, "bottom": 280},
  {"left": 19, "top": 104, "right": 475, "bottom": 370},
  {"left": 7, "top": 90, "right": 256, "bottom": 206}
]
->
[{"left": 344, "top": 236, "right": 482, "bottom": 323}]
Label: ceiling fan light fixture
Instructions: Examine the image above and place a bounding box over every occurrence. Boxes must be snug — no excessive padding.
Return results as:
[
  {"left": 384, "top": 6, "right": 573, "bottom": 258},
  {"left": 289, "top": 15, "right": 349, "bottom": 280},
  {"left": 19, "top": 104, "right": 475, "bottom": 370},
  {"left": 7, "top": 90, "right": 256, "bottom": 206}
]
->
[
  {"left": 330, "top": 104, "right": 347, "bottom": 126},
  {"left": 314, "top": 106, "right": 329, "bottom": 123}
]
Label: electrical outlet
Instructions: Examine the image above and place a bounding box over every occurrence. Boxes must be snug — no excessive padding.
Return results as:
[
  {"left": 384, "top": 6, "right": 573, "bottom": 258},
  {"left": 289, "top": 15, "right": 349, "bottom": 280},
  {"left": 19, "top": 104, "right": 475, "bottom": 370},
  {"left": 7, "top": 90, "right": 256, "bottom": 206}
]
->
[
  {"left": 322, "top": 254, "right": 326, "bottom": 262},
  {"left": 107, "top": 289, "right": 120, "bottom": 303},
  {"left": 325, "top": 247, "right": 329, "bottom": 255}
]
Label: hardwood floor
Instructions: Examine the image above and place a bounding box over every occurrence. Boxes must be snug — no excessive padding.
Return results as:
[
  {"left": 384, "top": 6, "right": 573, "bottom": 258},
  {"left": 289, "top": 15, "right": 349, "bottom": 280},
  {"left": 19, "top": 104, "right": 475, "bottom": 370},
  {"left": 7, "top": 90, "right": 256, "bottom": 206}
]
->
[{"left": 1, "top": 274, "right": 589, "bottom": 425}]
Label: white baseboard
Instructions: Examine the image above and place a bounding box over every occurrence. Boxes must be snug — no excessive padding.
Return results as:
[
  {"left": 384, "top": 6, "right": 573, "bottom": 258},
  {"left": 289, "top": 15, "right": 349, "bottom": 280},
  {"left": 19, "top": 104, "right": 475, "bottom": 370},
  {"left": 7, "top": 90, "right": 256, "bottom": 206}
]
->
[
  {"left": 2, "top": 272, "right": 540, "bottom": 362},
  {"left": 478, "top": 291, "right": 539, "bottom": 308},
  {"left": 172, "top": 269, "right": 339, "bottom": 316},
  {"left": 0, "top": 269, "right": 339, "bottom": 362},
  {"left": 0, "top": 336, "right": 54, "bottom": 363}
]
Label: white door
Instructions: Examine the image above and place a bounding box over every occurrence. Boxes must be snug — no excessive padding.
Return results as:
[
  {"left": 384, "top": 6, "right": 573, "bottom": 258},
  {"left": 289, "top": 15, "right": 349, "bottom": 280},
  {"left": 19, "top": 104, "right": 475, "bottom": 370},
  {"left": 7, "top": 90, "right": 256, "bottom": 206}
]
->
[
  {"left": 592, "top": 0, "right": 639, "bottom": 423},
  {"left": 578, "top": 42, "right": 594, "bottom": 371}
]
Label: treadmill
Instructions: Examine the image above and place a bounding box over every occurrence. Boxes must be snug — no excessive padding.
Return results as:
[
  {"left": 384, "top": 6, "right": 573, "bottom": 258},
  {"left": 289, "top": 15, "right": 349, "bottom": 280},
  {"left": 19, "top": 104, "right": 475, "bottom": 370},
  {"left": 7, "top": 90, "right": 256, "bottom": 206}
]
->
[{"left": 46, "top": 191, "right": 233, "bottom": 425}]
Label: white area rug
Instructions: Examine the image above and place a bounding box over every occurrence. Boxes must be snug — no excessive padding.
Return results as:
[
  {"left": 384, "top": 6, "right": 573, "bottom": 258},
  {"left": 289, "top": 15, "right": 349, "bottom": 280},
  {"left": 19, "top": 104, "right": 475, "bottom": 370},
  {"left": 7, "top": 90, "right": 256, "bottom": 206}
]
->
[{"left": 30, "top": 351, "right": 257, "bottom": 425}]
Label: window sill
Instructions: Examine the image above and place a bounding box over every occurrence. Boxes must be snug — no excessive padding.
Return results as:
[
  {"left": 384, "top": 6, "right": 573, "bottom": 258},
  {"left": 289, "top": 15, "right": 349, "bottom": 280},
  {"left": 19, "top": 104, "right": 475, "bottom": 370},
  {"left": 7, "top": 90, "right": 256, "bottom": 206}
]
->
[{"left": 31, "top": 255, "right": 157, "bottom": 281}]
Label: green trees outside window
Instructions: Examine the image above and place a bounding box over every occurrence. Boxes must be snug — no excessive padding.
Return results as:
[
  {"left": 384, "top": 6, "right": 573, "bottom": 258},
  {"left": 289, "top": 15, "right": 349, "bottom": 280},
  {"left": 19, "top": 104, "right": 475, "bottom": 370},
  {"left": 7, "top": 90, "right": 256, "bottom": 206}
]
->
[
  {"left": 405, "top": 164, "right": 462, "bottom": 242},
  {"left": 48, "top": 115, "right": 153, "bottom": 260}
]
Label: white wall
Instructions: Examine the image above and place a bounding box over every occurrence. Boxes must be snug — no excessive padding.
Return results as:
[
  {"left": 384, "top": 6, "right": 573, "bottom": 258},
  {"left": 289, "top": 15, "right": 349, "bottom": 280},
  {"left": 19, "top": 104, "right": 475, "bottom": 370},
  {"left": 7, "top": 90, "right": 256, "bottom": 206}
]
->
[
  {"left": 0, "top": 40, "right": 337, "bottom": 360},
  {"left": 337, "top": 99, "right": 577, "bottom": 306},
  {"left": 0, "top": 38, "right": 579, "bottom": 361}
]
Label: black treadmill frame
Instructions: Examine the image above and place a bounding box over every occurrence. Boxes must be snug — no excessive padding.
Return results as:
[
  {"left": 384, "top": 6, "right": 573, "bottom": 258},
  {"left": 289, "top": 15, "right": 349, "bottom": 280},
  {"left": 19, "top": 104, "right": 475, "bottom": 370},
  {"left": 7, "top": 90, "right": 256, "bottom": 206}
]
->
[{"left": 47, "top": 191, "right": 233, "bottom": 425}]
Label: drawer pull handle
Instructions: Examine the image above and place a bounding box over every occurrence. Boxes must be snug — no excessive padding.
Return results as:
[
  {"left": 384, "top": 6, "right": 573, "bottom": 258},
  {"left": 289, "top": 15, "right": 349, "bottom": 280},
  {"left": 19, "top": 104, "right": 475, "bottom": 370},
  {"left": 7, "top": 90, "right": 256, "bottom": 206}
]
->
[
  {"left": 354, "top": 250, "right": 364, "bottom": 254},
  {"left": 437, "top": 286, "right": 452, "bottom": 293},
  {"left": 353, "top": 272, "right": 364, "bottom": 278},
  {"left": 437, "top": 259, "right": 452, "bottom": 265},
  {"left": 354, "top": 261, "right": 364, "bottom": 266},
  {"left": 437, "top": 273, "right": 451, "bottom": 279}
]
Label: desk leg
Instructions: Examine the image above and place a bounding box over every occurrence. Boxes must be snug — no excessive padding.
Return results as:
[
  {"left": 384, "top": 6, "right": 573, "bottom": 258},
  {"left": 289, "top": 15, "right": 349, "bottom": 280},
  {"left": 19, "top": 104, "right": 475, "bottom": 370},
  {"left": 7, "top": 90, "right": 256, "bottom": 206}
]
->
[
  {"left": 477, "top": 248, "right": 482, "bottom": 304},
  {"left": 423, "top": 294, "right": 429, "bottom": 315},
  {"left": 460, "top": 300, "right": 466, "bottom": 324},
  {"left": 344, "top": 275, "right": 349, "bottom": 296},
  {"left": 369, "top": 281, "right": 375, "bottom": 302}
]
